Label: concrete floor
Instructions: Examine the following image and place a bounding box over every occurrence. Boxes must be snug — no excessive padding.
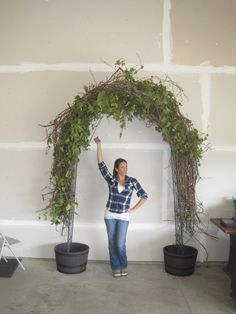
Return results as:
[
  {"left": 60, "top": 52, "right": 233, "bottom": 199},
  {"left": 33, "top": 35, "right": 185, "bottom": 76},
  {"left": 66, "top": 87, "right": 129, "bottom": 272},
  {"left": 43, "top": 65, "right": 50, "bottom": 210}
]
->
[{"left": 0, "top": 259, "right": 236, "bottom": 314}]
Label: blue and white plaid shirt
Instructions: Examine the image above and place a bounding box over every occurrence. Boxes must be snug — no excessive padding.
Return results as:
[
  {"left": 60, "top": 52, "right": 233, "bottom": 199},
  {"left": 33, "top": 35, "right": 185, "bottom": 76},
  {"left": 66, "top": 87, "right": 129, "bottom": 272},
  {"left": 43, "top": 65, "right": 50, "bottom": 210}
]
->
[{"left": 98, "top": 161, "right": 148, "bottom": 214}]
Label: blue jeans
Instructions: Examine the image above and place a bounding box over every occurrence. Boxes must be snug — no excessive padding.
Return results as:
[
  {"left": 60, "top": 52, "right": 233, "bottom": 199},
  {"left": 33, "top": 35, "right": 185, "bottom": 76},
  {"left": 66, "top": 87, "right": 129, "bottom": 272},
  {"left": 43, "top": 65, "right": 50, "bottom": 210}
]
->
[{"left": 104, "top": 219, "right": 129, "bottom": 271}]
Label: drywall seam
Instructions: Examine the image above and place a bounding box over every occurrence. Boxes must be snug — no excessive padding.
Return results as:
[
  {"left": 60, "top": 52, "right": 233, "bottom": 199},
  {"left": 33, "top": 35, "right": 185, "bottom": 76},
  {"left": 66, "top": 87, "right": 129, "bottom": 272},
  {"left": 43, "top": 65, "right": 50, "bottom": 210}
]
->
[
  {"left": 0, "top": 142, "right": 169, "bottom": 151},
  {"left": 213, "top": 146, "right": 236, "bottom": 152},
  {"left": 200, "top": 72, "right": 211, "bottom": 134},
  {"left": 0, "top": 142, "right": 235, "bottom": 151},
  {"left": 0, "top": 63, "right": 236, "bottom": 74},
  {"left": 162, "top": 0, "right": 172, "bottom": 64},
  {"left": 0, "top": 142, "right": 47, "bottom": 150}
]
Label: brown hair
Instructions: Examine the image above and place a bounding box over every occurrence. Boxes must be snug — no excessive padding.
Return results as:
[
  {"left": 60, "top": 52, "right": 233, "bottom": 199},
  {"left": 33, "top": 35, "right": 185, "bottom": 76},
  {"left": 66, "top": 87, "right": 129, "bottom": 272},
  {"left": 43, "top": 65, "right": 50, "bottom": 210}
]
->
[{"left": 113, "top": 158, "right": 127, "bottom": 177}]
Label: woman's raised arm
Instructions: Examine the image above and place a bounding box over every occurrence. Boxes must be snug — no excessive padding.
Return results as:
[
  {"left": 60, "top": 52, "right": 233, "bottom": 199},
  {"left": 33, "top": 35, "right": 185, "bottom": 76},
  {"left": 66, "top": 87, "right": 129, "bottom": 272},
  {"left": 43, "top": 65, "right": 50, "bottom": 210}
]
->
[{"left": 94, "top": 136, "right": 103, "bottom": 164}]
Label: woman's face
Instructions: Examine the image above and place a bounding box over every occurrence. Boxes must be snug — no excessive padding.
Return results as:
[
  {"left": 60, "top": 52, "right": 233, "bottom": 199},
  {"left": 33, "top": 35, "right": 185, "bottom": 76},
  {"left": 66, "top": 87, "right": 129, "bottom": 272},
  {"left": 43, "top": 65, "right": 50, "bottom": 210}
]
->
[{"left": 116, "top": 161, "right": 128, "bottom": 176}]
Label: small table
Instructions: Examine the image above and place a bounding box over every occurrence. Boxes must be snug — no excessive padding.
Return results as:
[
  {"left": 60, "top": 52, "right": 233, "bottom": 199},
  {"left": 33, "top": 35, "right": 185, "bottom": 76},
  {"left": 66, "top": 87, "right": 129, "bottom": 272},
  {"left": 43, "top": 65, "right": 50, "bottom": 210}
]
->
[{"left": 211, "top": 218, "right": 236, "bottom": 298}]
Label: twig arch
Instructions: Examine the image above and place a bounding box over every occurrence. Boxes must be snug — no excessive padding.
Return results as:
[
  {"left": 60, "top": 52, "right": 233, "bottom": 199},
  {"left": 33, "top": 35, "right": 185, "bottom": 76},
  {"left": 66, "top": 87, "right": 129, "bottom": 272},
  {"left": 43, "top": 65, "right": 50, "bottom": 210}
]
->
[{"left": 42, "top": 60, "right": 206, "bottom": 245}]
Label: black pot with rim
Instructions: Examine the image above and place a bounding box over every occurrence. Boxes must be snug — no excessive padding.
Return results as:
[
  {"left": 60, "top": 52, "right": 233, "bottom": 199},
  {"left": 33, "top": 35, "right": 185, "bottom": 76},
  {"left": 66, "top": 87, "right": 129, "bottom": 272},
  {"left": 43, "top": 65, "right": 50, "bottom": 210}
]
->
[
  {"left": 163, "top": 244, "right": 198, "bottom": 276},
  {"left": 55, "top": 242, "right": 89, "bottom": 274}
]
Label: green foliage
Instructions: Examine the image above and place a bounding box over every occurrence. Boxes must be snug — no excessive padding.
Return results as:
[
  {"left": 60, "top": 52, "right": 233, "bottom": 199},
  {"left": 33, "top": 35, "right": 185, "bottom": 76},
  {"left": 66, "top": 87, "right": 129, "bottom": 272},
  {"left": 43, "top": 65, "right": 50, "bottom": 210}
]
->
[
  {"left": 42, "top": 60, "right": 207, "bottom": 244},
  {"left": 232, "top": 197, "right": 236, "bottom": 210}
]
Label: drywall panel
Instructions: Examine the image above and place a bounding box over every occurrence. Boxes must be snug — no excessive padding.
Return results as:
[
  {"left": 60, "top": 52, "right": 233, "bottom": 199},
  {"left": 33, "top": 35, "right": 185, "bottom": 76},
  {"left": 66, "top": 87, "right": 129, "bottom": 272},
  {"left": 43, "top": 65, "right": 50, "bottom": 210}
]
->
[
  {"left": 0, "top": 0, "right": 163, "bottom": 64},
  {"left": 197, "top": 150, "right": 236, "bottom": 218},
  {"left": 165, "top": 73, "right": 202, "bottom": 132},
  {"left": 0, "top": 220, "right": 228, "bottom": 261},
  {"left": 171, "top": 0, "right": 236, "bottom": 66},
  {"left": 0, "top": 70, "right": 172, "bottom": 142},
  {"left": 0, "top": 150, "right": 52, "bottom": 220},
  {"left": 0, "top": 71, "right": 110, "bottom": 141},
  {"left": 0, "top": 221, "right": 176, "bottom": 260},
  {"left": 209, "top": 74, "right": 236, "bottom": 145},
  {"left": 94, "top": 116, "right": 164, "bottom": 144}
]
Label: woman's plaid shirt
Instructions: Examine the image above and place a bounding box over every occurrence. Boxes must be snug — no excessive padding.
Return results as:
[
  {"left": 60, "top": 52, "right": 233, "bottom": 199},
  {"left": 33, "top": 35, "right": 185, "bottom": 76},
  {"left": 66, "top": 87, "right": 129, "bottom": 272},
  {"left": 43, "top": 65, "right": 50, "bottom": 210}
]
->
[{"left": 98, "top": 161, "right": 148, "bottom": 214}]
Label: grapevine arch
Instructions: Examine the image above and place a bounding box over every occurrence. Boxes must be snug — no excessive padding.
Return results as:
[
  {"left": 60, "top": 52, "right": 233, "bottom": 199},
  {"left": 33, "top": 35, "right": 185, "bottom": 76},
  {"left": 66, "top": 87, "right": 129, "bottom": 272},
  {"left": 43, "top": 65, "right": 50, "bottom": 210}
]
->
[{"left": 42, "top": 60, "right": 206, "bottom": 245}]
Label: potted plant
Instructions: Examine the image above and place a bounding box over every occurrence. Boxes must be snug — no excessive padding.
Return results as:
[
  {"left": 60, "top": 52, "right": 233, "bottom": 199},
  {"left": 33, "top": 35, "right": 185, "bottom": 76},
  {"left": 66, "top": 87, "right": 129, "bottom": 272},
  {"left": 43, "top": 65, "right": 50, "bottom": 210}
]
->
[
  {"left": 45, "top": 160, "right": 89, "bottom": 274},
  {"left": 41, "top": 59, "right": 207, "bottom": 275},
  {"left": 161, "top": 104, "right": 207, "bottom": 276},
  {"left": 163, "top": 146, "right": 202, "bottom": 276},
  {"left": 53, "top": 162, "right": 90, "bottom": 274}
]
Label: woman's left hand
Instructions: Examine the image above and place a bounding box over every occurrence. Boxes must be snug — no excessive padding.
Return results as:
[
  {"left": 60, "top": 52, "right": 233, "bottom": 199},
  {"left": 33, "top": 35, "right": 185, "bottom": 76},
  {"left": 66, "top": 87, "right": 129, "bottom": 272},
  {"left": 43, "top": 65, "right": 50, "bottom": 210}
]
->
[{"left": 128, "top": 198, "right": 146, "bottom": 213}]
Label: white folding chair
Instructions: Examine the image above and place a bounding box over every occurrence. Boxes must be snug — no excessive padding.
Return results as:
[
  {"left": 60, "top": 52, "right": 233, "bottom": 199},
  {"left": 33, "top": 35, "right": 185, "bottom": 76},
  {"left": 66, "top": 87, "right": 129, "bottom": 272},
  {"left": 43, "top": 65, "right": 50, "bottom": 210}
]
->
[{"left": 0, "top": 233, "right": 25, "bottom": 270}]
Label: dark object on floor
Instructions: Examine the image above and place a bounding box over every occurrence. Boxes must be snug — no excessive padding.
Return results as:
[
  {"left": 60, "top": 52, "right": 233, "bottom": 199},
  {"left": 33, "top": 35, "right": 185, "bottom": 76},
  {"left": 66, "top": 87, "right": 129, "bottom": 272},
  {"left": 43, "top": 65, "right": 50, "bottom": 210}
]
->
[
  {"left": 55, "top": 242, "right": 89, "bottom": 274},
  {"left": 0, "top": 233, "right": 25, "bottom": 270},
  {"left": 220, "top": 218, "right": 236, "bottom": 228},
  {"left": 231, "top": 273, "right": 236, "bottom": 299},
  {"left": 163, "top": 244, "right": 198, "bottom": 276},
  {"left": 0, "top": 258, "right": 20, "bottom": 277}
]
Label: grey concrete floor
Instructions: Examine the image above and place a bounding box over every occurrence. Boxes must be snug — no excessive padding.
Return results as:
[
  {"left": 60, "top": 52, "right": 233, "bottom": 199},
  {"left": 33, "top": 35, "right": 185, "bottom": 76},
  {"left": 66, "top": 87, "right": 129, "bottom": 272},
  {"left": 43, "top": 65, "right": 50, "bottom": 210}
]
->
[{"left": 0, "top": 259, "right": 236, "bottom": 314}]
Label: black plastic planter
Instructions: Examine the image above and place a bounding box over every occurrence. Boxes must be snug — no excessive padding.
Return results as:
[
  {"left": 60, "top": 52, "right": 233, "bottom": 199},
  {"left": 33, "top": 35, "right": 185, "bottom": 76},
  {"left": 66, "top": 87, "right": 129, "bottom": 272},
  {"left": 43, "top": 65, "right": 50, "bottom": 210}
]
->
[
  {"left": 55, "top": 242, "right": 89, "bottom": 274},
  {"left": 163, "top": 244, "right": 198, "bottom": 276}
]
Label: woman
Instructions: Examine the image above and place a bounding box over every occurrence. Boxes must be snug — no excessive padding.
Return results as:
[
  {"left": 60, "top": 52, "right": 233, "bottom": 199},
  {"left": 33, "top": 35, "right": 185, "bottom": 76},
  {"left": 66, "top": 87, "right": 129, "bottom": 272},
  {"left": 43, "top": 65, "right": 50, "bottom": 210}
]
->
[{"left": 94, "top": 136, "right": 148, "bottom": 277}]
